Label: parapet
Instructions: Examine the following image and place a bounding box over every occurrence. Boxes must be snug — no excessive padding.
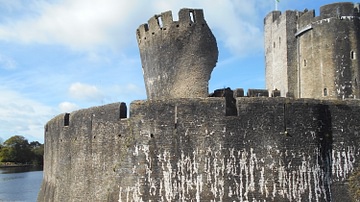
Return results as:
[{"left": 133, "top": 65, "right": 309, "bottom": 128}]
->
[
  {"left": 264, "top": 11, "right": 281, "bottom": 24},
  {"left": 46, "top": 102, "right": 127, "bottom": 131},
  {"left": 137, "top": 9, "right": 206, "bottom": 44},
  {"left": 320, "top": 2, "right": 360, "bottom": 19},
  {"left": 266, "top": 3, "right": 360, "bottom": 32},
  {"left": 297, "top": 2, "right": 360, "bottom": 27},
  {"left": 264, "top": 10, "right": 304, "bottom": 26},
  {"left": 247, "top": 89, "right": 269, "bottom": 97},
  {"left": 136, "top": 8, "right": 218, "bottom": 99}
]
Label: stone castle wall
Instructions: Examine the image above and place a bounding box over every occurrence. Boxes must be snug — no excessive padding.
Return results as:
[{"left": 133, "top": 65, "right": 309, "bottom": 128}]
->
[
  {"left": 265, "top": 2, "right": 360, "bottom": 99},
  {"left": 38, "top": 98, "right": 360, "bottom": 201},
  {"left": 38, "top": 4, "right": 360, "bottom": 201}
]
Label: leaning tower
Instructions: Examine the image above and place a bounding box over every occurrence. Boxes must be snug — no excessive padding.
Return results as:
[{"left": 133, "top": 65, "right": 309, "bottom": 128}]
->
[
  {"left": 136, "top": 8, "right": 218, "bottom": 99},
  {"left": 265, "top": 2, "right": 360, "bottom": 99}
]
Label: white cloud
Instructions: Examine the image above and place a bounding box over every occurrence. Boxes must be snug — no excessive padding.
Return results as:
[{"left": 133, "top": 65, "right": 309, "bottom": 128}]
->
[
  {"left": 69, "top": 82, "right": 104, "bottom": 101},
  {"left": 0, "top": 0, "right": 143, "bottom": 50},
  {"left": 0, "top": 87, "right": 56, "bottom": 143},
  {"left": 59, "top": 101, "right": 79, "bottom": 113},
  {"left": 0, "top": 0, "right": 271, "bottom": 56}
]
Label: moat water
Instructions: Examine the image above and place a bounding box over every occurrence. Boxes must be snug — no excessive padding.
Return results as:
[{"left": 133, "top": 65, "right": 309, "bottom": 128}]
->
[{"left": 0, "top": 166, "right": 43, "bottom": 202}]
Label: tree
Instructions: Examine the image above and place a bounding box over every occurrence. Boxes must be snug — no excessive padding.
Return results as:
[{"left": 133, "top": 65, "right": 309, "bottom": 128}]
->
[
  {"left": 0, "top": 135, "right": 31, "bottom": 164},
  {"left": 0, "top": 135, "right": 44, "bottom": 165},
  {"left": 29, "top": 141, "right": 44, "bottom": 165}
]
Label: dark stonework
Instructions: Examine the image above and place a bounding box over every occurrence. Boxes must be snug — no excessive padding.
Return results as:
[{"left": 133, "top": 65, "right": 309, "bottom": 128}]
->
[
  {"left": 38, "top": 98, "right": 360, "bottom": 201},
  {"left": 38, "top": 4, "right": 360, "bottom": 202},
  {"left": 137, "top": 9, "right": 218, "bottom": 99},
  {"left": 265, "top": 2, "right": 360, "bottom": 99}
]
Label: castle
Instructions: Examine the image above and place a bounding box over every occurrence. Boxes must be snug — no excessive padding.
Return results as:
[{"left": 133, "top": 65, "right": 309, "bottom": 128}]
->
[
  {"left": 265, "top": 2, "right": 360, "bottom": 99},
  {"left": 38, "top": 3, "right": 360, "bottom": 201}
]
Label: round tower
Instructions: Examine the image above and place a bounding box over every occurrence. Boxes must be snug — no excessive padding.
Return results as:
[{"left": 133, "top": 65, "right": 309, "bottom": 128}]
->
[
  {"left": 136, "top": 8, "right": 218, "bottom": 99},
  {"left": 265, "top": 2, "right": 360, "bottom": 99},
  {"left": 297, "top": 2, "right": 360, "bottom": 99}
]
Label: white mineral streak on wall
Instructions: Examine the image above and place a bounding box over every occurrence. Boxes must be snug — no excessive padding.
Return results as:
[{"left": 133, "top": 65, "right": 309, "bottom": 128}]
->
[
  {"left": 332, "top": 146, "right": 356, "bottom": 181},
  {"left": 119, "top": 144, "right": 356, "bottom": 201},
  {"left": 119, "top": 179, "right": 144, "bottom": 202},
  {"left": 161, "top": 150, "right": 173, "bottom": 201},
  {"left": 118, "top": 187, "right": 122, "bottom": 202}
]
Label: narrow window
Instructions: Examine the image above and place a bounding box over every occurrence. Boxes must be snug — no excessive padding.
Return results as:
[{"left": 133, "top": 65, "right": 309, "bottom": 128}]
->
[
  {"left": 273, "top": 42, "right": 276, "bottom": 48},
  {"left": 279, "top": 37, "right": 281, "bottom": 46},
  {"left": 64, "top": 113, "right": 70, "bottom": 126},
  {"left": 351, "top": 51, "right": 356, "bottom": 60},
  {"left": 189, "top": 11, "right": 195, "bottom": 23},
  {"left": 324, "top": 88, "right": 328, "bottom": 96},
  {"left": 304, "top": 59, "right": 307, "bottom": 67}
]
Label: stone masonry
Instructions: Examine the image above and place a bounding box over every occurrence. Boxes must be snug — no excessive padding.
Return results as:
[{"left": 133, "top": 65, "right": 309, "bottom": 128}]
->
[
  {"left": 265, "top": 2, "right": 360, "bottom": 99},
  {"left": 137, "top": 8, "right": 218, "bottom": 99},
  {"left": 38, "top": 4, "right": 360, "bottom": 202}
]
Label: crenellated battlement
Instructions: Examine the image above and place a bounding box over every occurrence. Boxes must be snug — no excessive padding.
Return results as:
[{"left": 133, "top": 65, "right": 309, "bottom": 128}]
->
[
  {"left": 320, "top": 2, "right": 360, "bottom": 19},
  {"left": 265, "top": 3, "right": 360, "bottom": 32},
  {"left": 265, "top": 2, "right": 360, "bottom": 100},
  {"left": 297, "top": 2, "right": 360, "bottom": 27},
  {"left": 264, "top": 10, "right": 304, "bottom": 27},
  {"left": 39, "top": 4, "right": 360, "bottom": 202},
  {"left": 264, "top": 10, "right": 282, "bottom": 24},
  {"left": 136, "top": 9, "right": 206, "bottom": 44},
  {"left": 40, "top": 95, "right": 360, "bottom": 202},
  {"left": 137, "top": 8, "right": 218, "bottom": 100}
]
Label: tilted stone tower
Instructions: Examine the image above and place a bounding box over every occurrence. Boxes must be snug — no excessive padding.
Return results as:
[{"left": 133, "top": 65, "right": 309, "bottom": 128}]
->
[
  {"left": 38, "top": 5, "right": 360, "bottom": 202},
  {"left": 265, "top": 2, "right": 360, "bottom": 99},
  {"left": 136, "top": 8, "right": 218, "bottom": 99}
]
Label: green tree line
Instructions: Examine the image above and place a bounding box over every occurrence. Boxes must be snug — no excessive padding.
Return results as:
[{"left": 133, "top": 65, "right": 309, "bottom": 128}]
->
[{"left": 0, "top": 135, "right": 44, "bottom": 166}]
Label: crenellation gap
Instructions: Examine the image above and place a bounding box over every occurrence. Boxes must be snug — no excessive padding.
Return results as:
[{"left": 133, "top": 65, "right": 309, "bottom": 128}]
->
[
  {"left": 136, "top": 24, "right": 149, "bottom": 43},
  {"left": 157, "top": 15, "right": 163, "bottom": 28},
  {"left": 190, "top": 10, "right": 195, "bottom": 23},
  {"left": 119, "top": 102, "right": 127, "bottom": 119}
]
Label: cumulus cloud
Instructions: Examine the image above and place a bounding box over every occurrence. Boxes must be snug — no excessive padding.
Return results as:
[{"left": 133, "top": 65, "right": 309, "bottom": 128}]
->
[
  {"left": 69, "top": 82, "right": 104, "bottom": 101},
  {"left": 0, "top": 0, "right": 272, "bottom": 56},
  {"left": 59, "top": 101, "right": 79, "bottom": 113},
  {"left": 0, "top": 0, "right": 144, "bottom": 51}
]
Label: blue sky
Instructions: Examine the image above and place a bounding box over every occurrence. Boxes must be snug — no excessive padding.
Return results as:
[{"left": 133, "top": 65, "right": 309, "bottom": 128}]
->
[{"left": 0, "top": 0, "right": 351, "bottom": 143}]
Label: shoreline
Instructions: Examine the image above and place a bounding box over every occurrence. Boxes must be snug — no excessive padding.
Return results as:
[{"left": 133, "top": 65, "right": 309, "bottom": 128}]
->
[{"left": 0, "top": 164, "right": 41, "bottom": 168}]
